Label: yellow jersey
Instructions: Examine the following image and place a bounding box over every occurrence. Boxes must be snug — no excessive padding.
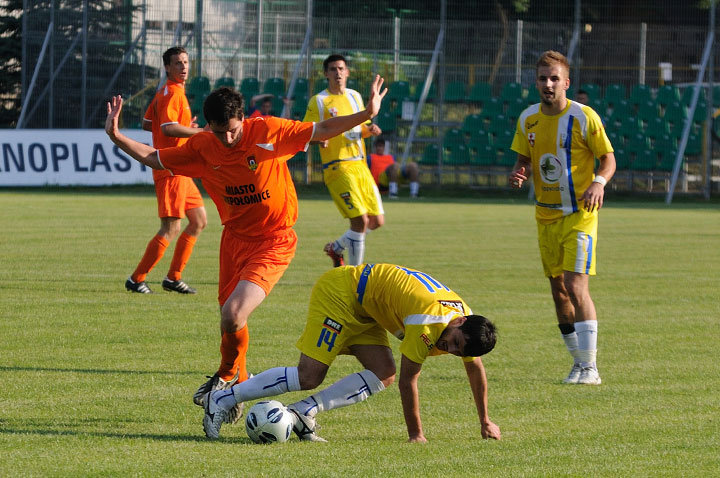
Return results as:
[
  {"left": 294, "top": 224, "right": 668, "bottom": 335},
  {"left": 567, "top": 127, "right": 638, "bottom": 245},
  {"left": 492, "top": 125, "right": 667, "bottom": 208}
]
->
[
  {"left": 511, "top": 100, "right": 613, "bottom": 224},
  {"left": 347, "top": 263, "right": 474, "bottom": 364},
  {"left": 303, "top": 88, "right": 370, "bottom": 169}
]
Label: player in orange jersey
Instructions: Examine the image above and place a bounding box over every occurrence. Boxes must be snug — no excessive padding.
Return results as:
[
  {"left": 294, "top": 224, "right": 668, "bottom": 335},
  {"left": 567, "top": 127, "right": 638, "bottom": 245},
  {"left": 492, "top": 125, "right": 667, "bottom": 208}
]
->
[
  {"left": 126, "top": 46, "right": 207, "bottom": 295},
  {"left": 104, "top": 75, "right": 387, "bottom": 425}
]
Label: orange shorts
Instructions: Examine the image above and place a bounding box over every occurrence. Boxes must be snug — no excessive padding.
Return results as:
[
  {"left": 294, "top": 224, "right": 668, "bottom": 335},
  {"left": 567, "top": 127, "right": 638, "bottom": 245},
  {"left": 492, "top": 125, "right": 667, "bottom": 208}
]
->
[
  {"left": 217, "top": 228, "right": 298, "bottom": 305},
  {"left": 154, "top": 175, "right": 204, "bottom": 218}
]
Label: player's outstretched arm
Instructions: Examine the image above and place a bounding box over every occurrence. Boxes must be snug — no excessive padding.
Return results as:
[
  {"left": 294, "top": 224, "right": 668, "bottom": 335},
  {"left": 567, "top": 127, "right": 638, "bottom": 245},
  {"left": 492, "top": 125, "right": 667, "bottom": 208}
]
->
[
  {"left": 464, "top": 357, "right": 501, "bottom": 440},
  {"left": 311, "top": 75, "right": 388, "bottom": 142},
  {"left": 399, "top": 355, "right": 426, "bottom": 443},
  {"left": 105, "top": 95, "right": 163, "bottom": 170}
]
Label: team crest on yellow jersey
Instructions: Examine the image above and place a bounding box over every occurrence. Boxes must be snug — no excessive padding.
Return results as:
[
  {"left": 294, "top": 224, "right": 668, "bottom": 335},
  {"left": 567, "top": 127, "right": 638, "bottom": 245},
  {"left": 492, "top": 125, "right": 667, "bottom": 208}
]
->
[
  {"left": 540, "top": 154, "right": 562, "bottom": 183},
  {"left": 328, "top": 107, "right": 338, "bottom": 117},
  {"left": 247, "top": 156, "right": 257, "bottom": 171},
  {"left": 528, "top": 132, "right": 535, "bottom": 147}
]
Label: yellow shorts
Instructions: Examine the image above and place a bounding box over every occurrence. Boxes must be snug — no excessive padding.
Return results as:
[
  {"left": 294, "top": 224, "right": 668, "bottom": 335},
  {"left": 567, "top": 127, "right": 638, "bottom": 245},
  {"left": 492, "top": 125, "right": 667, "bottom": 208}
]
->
[
  {"left": 323, "top": 160, "right": 384, "bottom": 219},
  {"left": 295, "top": 268, "right": 389, "bottom": 366},
  {"left": 537, "top": 209, "right": 598, "bottom": 278}
]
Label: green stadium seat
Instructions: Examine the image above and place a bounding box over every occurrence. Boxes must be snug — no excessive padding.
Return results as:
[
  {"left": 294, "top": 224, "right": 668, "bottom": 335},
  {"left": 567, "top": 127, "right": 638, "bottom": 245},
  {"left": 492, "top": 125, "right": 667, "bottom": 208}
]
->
[
  {"left": 289, "top": 77, "right": 309, "bottom": 99},
  {"left": 657, "top": 150, "right": 679, "bottom": 172},
  {"left": 630, "top": 149, "right": 657, "bottom": 171},
  {"left": 313, "top": 78, "right": 329, "bottom": 94},
  {"left": 467, "top": 82, "right": 493, "bottom": 104},
  {"left": 240, "top": 77, "right": 259, "bottom": 99},
  {"left": 620, "top": 116, "right": 643, "bottom": 137},
  {"left": 685, "top": 132, "right": 702, "bottom": 155},
  {"left": 413, "top": 80, "right": 437, "bottom": 101},
  {"left": 579, "top": 83, "right": 601, "bottom": 102},
  {"left": 214, "top": 77, "right": 235, "bottom": 89},
  {"left": 494, "top": 129, "right": 514, "bottom": 153},
  {"left": 606, "top": 130, "right": 622, "bottom": 148},
  {"left": 656, "top": 85, "right": 681, "bottom": 107},
  {"left": 603, "top": 84, "right": 626, "bottom": 106},
  {"left": 646, "top": 117, "right": 670, "bottom": 140},
  {"left": 386, "top": 81, "right": 410, "bottom": 103},
  {"left": 681, "top": 85, "right": 706, "bottom": 106},
  {"left": 653, "top": 133, "right": 677, "bottom": 156},
  {"left": 270, "top": 96, "right": 284, "bottom": 116},
  {"left": 420, "top": 143, "right": 441, "bottom": 165},
  {"left": 629, "top": 84, "right": 652, "bottom": 106},
  {"left": 614, "top": 148, "right": 630, "bottom": 170},
  {"left": 461, "top": 113, "right": 485, "bottom": 139},
  {"left": 263, "top": 77, "right": 286, "bottom": 97},
  {"left": 663, "top": 100, "right": 687, "bottom": 127},
  {"left": 443, "top": 128, "right": 465, "bottom": 149},
  {"left": 625, "top": 132, "right": 650, "bottom": 156},
  {"left": 480, "top": 97, "right": 503, "bottom": 121},
  {"left": 376, "top": 110, "right": 396, "bottom": 133},
  {"left": 469, "top": 143, "right": 497, "bottom": 166},
  {"left": 637, "top": 99, "right": 659, "bottom": 124},
  {"left": 714, "top": 85, "right": 720, "bottom": 107},
  {"left": 589, "top": 98, "right": 608, "bottom": 117},
  {"left": 487, "top": 114, "right": 510, "bottom": 140},
  {"left": 506, "top": 97, "right": 526, "bottom": 123},
  {"left": 500, "top": 82, "right": 523, "bottom": 103},
  {"left": 444, "top": 81, "right": 467, "bottom": 102},
  {"left": 526, "top": 87, "right": 540, "bottom": 105},
  {"left": 187, "top": 76, "right": 211, "bottom": 101},
  {"left": 291, "top": 95, "right": 309, "bottom": 120},
  {"left": 692, "top": 102, "right": 708, "bottom": 124},
  {"left": 444, "top": 144, "right": 471, "bottom": 165}
]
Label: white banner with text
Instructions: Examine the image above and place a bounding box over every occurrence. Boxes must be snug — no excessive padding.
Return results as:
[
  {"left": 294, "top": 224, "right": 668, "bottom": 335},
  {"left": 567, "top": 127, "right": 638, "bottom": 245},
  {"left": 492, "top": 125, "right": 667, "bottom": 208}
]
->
[{"left": 0, "top": 129, "right": 154, "bottom": 186}]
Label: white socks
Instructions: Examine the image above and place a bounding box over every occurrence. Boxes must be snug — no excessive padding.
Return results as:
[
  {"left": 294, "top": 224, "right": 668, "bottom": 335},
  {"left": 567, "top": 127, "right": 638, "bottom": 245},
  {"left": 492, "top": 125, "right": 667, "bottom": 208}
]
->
[
  {"left": 574, "top": 320, "right": 598, "bottom": 367},
  {"left": 335, "top": 229, "right": 365, "bottom": 265},
  {"left": 410, "top": 181, "right": 419, "bottom": 197},
  {"left": 389, "top": 182, "right": 398, "bottom": 196},
  {"left": 561, "top": 331, "right": 581, "bottom": 364},
  {"left": 211, "top": 367, "right": 302, "bottom": 412},
  {"left": 290, "top": 370, "right": 385, "bottom": 418}
]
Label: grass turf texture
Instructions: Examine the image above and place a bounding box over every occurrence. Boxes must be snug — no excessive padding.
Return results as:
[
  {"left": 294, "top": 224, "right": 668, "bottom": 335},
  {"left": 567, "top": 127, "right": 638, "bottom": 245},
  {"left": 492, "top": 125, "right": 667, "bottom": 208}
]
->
[{"left": 1, "top": 189, "right": 718, "bottom": 476}]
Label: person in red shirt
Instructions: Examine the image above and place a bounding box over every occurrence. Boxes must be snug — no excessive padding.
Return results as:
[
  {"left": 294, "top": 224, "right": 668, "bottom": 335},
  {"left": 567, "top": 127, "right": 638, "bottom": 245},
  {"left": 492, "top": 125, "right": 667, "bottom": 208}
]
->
[
  {"left": 126, "top": 46, "right": 207, "bottom": 295},
  {"left": 104, "top": 75, "right": 387, "bottom": 426},
  {"left": 248, "top": 95, "right": 274, "bottom": 118},
  {"left": 367, "top": 137, "right": 420, "bottom": 199}
]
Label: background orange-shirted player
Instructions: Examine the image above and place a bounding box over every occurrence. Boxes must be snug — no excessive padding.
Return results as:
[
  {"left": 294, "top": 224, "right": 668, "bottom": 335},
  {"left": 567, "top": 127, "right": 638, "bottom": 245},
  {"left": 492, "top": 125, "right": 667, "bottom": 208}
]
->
[
  {"left": 104, "top": 75, "right": 387, "bottom": 426},
  {"left": 126, "top": 46, "right": 207, "bottom": 295}
]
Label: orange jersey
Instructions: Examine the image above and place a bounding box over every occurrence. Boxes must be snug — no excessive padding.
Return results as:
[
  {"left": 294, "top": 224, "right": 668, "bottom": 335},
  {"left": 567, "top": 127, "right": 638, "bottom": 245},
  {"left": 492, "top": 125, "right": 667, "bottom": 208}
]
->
[
  {"left": 144, "top": 80, "right": 194, "bottom": 181},
  {"left": 367, "top": 153, "right": 395, "bottom": 183},
  {"left": 157, "top": 116, "right": 314, "bottom": 238}
]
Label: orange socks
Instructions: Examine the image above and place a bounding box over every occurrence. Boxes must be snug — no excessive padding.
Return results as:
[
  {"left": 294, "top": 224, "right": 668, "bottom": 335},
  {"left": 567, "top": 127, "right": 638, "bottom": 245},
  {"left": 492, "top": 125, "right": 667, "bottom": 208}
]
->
[
  {"left": 218, "top": 326, "right": 250, "bottom": 382},
  {"left": 167, "top": 233, "right": 197, "bottom": 281},
  {"left": 131, "top": 235, "right": 169, "bottom": 283}
]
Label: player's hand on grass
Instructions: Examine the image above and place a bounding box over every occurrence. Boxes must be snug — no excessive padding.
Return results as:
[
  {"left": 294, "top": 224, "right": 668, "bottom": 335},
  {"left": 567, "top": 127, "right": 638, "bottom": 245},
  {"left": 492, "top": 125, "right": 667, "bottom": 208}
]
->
[
  {"left": 105, "top": 95, "right": 123, "bottom": 139},
  {"left": 581, "top": 181, "right": 605, "bottom": 212},
  {"left": 509, "top": 166, "right": 527, "bottom": 188},
  {"left": 481, "top": 420, "right": 502, "bottom": 440},
  {"left": 365, "top": 75, "right": 387, "bottom": 120}
]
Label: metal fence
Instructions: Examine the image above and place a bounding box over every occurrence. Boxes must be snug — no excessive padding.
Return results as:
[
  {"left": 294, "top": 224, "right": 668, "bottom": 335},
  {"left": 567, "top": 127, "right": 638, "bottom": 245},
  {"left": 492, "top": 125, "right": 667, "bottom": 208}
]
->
[{"left": 11, "top": 0, "right": 720, "bottom": 195}]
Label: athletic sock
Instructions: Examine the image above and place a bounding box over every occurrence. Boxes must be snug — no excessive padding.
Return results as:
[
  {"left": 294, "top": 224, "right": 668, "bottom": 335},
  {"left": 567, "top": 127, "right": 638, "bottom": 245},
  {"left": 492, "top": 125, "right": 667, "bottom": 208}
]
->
[
  {"left": 131, "top": 234, "right": 169, "bottom": 283},
  {"left": 410, "top": 181, "right": 419, "bottom": 197},
  {"left": 167, "top": 232, "right": 197, "bottom": 281},
  {"left": 291, "top": 370, "right": 384, "bottom": 417},
  {"left": 558, "top": 323, "right": 581, "bottom": 363},
  {"left": 341, "top": 229, "right": 365, "bottom": 265},
  {"left": 217, "top": 326, "right": 250, "bottom": 382},
  {"left": 227, "top": 367, "right": 301, "bottom": 406},
  {"left": 574, "top": 320, "right": 598, "bottom": 368},
  {"left": 389, "top": 182, "right": 398, "bottom": 195}
]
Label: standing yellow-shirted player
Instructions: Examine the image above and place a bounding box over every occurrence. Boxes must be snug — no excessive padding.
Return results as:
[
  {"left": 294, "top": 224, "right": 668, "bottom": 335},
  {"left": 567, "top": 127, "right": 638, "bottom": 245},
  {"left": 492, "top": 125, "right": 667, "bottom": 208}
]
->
[
  {"left": 203, "top": 263, "right": 501, "bottom": 443},
  {"left": 509, "top": 50, "right": 616, "bottom": 385},
  {"left": 304, "top": 54, "right": 384, "bottom": 267}
]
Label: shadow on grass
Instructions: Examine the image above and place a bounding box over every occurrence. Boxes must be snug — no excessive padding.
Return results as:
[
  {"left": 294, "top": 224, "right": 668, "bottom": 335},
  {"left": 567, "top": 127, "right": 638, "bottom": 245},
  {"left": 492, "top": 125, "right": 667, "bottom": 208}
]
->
[{"left": 0, "top": 365, "right": 200, "bottom": 376}]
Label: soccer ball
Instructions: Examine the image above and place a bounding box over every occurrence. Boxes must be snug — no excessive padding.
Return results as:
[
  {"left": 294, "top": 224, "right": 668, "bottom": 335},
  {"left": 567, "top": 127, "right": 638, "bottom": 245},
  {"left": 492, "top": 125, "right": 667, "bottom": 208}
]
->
[{"left": 245, "top": 400, "right": 294, "bottom": 444}]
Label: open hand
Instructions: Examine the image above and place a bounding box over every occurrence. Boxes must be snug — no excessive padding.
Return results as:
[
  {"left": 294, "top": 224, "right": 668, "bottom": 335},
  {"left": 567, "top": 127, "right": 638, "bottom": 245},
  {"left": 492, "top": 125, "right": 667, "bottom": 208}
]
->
[
  {"left": 105, "top": 95, "right": 123, "bottom": 138},
  {"left": 365, "top": 75, "right": 388, "bottom": 120}
]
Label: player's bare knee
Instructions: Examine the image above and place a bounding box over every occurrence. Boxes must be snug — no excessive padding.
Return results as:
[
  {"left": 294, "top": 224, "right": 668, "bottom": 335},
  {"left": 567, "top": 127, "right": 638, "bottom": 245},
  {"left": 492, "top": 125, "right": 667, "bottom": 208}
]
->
[
  {"left": 369, "top": 215, "right": 384, "bottom": 229},
  {"left": 220, "top": 303, "right": 248, "bottom": 332},
  {"left": 297, "top": 368, "right": 327, "bottom": 390}
]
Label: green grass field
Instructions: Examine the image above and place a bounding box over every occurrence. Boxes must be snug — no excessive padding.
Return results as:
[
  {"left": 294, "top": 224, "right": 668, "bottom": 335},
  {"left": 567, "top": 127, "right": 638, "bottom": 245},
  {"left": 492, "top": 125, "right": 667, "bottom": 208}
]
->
[{"left": 1, "top": 189, "right": 718, "bottom": 477}]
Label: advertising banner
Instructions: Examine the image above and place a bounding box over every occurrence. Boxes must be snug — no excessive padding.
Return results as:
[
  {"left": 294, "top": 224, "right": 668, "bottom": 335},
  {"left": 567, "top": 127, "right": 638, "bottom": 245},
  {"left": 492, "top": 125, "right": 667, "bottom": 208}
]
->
[{"left": 0, "top": 129, "right": 154, "bottom": 186}]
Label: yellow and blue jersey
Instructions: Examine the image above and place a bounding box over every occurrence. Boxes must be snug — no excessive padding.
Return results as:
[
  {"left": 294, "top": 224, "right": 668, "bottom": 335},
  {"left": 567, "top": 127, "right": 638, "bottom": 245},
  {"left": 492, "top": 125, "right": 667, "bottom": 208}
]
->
[
  {"left": 348, "top": 263, "right": 474, "bottom": 364},
  {"left": 511, "top": 100, "right": 613, "bottom": 224}
]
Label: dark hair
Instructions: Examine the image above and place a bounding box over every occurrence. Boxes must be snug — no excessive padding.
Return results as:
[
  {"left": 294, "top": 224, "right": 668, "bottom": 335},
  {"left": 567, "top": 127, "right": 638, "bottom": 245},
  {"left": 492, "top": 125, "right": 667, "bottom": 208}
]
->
[
  {"left": 323, "top": 54, "right": 347, "bottom": 71},
  {"left": 203, "top": 87, "right": 245, "bottom": 125},
  {"left": 459, "top": 315, "right": 497, "bottom": 357},
  {"left": 162, "top": 46, "right": 187, "bottom": 66},
  {"left": 577, "top": 89, "right": 588, "bottom": 96},
  {"left": 374, "top": 137, "right": 386, "bottom": 147}
]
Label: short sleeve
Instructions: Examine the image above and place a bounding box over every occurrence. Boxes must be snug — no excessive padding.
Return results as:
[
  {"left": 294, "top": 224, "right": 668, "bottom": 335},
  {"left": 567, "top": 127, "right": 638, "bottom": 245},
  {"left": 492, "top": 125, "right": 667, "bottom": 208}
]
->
[
  {"left": 510, "top": 116, "right": 530, "bottom": 157},
  {"left": 584, "top": 108, "right": 614, "bottom": 157},
  {"left": 156, "top": 139, "right": 205, "bottom": 178},
  {"left": 303, "top": 96, "right": 320, "bottom": 122}
]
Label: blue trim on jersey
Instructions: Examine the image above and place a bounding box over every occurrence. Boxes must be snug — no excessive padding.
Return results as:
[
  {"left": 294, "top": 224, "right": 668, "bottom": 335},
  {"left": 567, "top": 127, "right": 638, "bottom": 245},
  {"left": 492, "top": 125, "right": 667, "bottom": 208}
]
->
[
  {"left": 356, "top": 263, "right": 375, "bottom": 305},
  {"left": 585, "top": 234, "right": 594, "bottom": 274},
  {"left": 565, "top": 117, "right": 578, "bottom": 213},
  {"left": 322, "top": 157, "right": 364, "bottom": 170}
]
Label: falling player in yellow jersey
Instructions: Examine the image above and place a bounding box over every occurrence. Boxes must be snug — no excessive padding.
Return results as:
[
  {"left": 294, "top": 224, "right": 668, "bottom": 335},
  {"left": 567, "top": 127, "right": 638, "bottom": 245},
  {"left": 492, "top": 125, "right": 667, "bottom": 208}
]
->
[
  {"left": 509, "top": 51, "right": 616, "bottom": 386},
  {"left": 304, "top": 54, "right": 384, "bottom": 267},
  {"left": 203, "top": 263, "right": 501, "bottom": 443}
]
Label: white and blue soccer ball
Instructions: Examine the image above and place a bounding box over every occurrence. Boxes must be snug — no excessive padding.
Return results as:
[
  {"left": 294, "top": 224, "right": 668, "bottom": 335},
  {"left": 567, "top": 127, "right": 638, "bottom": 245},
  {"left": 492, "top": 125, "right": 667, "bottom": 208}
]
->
[{"left": 245, "top": 400, "right": 293, "bottom": 444}]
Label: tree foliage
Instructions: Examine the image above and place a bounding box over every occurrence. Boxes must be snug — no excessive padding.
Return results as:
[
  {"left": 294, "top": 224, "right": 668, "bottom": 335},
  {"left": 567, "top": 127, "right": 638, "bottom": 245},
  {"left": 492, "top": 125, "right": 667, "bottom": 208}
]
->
[{"left": 0, "top": 0, "right": 23, "bottom": 127}]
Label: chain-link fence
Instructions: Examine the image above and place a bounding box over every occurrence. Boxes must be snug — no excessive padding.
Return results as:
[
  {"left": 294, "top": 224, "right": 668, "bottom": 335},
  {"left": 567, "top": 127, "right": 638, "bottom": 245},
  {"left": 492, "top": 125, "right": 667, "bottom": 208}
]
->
[{"left": 9, "top": 0, "right": 720, "bottom": 194}]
